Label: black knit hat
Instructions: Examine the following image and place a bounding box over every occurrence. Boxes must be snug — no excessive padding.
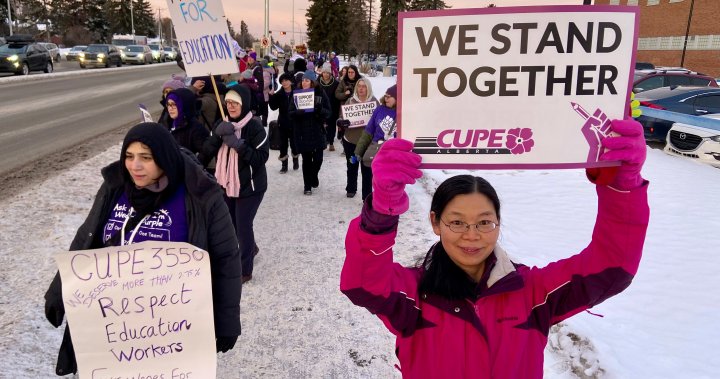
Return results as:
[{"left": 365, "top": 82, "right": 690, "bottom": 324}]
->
[{"left": 120, "top": 122, "right": 185, "bottom": 190}]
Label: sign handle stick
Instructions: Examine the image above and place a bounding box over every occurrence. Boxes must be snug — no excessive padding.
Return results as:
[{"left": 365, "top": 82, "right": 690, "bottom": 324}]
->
[{"left": 210, "top": 75, "right": 227, "bottom": 121}]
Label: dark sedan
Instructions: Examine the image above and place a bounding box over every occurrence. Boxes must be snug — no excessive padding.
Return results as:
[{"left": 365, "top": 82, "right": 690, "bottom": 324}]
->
[
  {"left": 636, "top": 86, "right": 720, "bottom": 142},
  {"left": 79, "top": 44, "right": 123, "bottom": 68}
]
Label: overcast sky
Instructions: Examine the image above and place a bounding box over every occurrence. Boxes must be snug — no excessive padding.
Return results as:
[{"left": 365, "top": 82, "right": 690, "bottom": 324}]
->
[{"left": 149, "top": 0, "right": 501, "bottom": 46}]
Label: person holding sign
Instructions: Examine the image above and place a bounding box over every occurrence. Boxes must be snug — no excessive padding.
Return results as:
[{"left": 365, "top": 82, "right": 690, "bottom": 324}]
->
[
  {"left": 44, "top": 123, "right": 242, "bottom": 376},
  {"left": 290, "top": 70, "right": 331, "bottom": 195},
  {"left": 335, "top": 65, "right": 362, "bottom": 104},
  {"left": 269, "top": 72, "right": 300, "bottom": 173},
  {"left": 340, "top": 116, "right": 649, "bottom": 377},
  {"left": 336, "top": 78, "right": 379, "bottom": 199}
]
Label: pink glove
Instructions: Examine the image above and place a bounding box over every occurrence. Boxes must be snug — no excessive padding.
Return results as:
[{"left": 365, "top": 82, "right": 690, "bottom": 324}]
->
[
  {"left": 371, "top": 139, "right": 423, "bottom": 215},
  {"left": 597, "top": 118, "right": 646, "bottom": 190}
]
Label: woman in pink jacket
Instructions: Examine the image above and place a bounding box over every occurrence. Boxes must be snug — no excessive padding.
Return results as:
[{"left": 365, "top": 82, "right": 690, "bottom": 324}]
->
[{"left": 340, "top": 118, "right": 649, "bottom": 378}]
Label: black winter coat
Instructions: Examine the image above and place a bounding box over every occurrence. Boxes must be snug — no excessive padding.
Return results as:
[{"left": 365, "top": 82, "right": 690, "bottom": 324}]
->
[
  {"left": 289, "top": 86, "right": 331, "bottom": 153},
  {"left": 202, "top": 84, "right": 269, "bottom": 198},
  {"left": 44, "top": 153, "right": 242, "bottom": 376},
  {"left": 319, "top": 77, "right": 340, "bottom": 122},
  {"left": 268, "top": 88, "right": 295, "bottom": 130}
]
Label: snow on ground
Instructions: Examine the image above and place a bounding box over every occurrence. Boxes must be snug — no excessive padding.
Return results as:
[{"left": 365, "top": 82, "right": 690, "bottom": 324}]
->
[{"left": 0, "top": 74, "right": 719, "bottom": 378}]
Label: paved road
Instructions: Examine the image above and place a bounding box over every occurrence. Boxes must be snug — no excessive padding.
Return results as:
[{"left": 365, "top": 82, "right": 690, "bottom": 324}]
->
[{"left": 0, "top": 63, "right": 183, "bottom": 176}]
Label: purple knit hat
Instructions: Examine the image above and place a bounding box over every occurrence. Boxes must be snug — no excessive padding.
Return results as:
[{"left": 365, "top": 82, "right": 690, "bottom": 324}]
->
[
  {"left": 162, "top": 74, "right": 185, "bottom": 91},
  {"left": 385, "top": 84, "right": 397, "bottom": 98}
]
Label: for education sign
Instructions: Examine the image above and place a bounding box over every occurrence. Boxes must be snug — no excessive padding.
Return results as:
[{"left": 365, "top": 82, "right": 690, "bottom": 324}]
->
[
  {"left": 55, "top": 241, "right": 216, "bottom": 379},
  {"left": 398, "top": 5, "right": 638, "bottom": 169},
  {"left": 166, "top": 0, "right": 238, "bottom": 77}
]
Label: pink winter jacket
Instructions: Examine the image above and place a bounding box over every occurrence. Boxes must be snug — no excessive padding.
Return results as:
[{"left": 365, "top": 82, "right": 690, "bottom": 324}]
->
[{"left": 340, "top": 184, "right": 649, "bottom": 378}]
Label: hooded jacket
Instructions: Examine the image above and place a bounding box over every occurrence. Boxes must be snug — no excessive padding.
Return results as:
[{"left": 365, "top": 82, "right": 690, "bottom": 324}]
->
[
  {"left": 341, "top": 184, "right": 649, "bottom": 378},
  {"left": 318, "top": 74, "right": 341, "bottom": 122},
  {"left": 44, "top": 123, "right": 242, "bottom": 376},
  {"left": 166, "top": 88, "right": 210, "bottom": 162},
  {"left": 335, "top": 65, "right": 362, "bottom": 103},
  {"left": 203, "top": 84, "right": 269, "bottom": 198},
  {"left": 269, "top": 83, "right": 295, "bottom": 131}
]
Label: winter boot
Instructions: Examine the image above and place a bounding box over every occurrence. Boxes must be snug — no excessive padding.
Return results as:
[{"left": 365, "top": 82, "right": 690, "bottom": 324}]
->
[
  {"left": 279, "top": 155, "right": 288, "bottom": 173},
  {"left": 328, "top": 143, "right": 335, "bottom": 152},
  {"left": 292, "top": 155, "right": 300, "bottom": 170}
]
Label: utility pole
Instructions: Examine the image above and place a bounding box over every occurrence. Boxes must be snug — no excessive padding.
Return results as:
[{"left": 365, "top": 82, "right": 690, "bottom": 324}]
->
[
  {"left": 680, "top": 0, "right": 695, "bottom": 68},
  {"left": 292, "top": 0, "right": 295, "bottom": 48},
  {"left": 130, "top": 0, "right": 135, "bottom": 36},
  {"left": 6, "top": 0, "right": 13, "bottom": 36},
  {"left": 264, "top": 0, "right": 269, "bottom": 56},
  {"left": 367, "top": 0, "right": 372, "bottom": 63},
  {"left": 157, "top": 8, "right": 163, "bottom": 44}
]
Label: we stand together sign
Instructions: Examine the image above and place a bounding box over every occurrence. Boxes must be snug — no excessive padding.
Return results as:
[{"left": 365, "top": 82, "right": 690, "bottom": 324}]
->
[
  {"left": 398, "top": 5, "right": 638, "bottom": 169},
  {"left": 55, "top": 241, "right": 216, "bottom": 378}
]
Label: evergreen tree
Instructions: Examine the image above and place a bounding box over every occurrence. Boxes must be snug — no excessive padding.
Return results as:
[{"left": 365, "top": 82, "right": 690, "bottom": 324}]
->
[
  {"left": 237, "top": 20, "right": 255, "bottom": 49},
  {"left": 86, "top": 0, "right": 112, "bottom": 42},
  {"left": 408, "top": 0, "right": 448, "bottom": 11},
  {"left": 376, "top": 0, "right": 407, "bottom": 55},
  {"left": 134, "top": 0, "right": 156, "bottom": 37},
  {"left": 346, "top": 0, "right": 369, "bottom": 55},
  {"left": 108, "top": 0, "right": 133, "bottom": 35},
  {"left": 306, "top": 0, "right": 349, "bottom": 53}
]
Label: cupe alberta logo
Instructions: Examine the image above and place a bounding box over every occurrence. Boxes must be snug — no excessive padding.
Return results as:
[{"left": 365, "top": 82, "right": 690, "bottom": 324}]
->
[{"left": 413, "top": 128, "right": 535, "bottom": 155}]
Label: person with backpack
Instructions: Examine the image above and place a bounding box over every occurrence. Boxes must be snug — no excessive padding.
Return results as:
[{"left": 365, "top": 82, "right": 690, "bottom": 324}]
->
[{"left": 269, "top": 72, "right": 300, "bottom": 173}]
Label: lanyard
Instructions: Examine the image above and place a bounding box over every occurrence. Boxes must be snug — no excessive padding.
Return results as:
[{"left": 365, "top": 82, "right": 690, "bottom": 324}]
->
[{"left": 120, "top": 207, "right": 150, "bottom": 246}]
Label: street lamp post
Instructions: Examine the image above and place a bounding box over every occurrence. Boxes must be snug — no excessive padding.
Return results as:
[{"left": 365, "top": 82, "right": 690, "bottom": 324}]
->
[
  {"left": 6, "top": 0, "right": 13, "bottom": 36},
  {"left": 680, "top": 0, "right": 695, "bottom": 68},
  {"left": 292, "top": 0, "right": 295, "bottom": 48}
]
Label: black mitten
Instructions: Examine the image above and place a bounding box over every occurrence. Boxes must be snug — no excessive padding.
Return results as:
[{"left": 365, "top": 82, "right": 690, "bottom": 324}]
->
[{"left": 216, "top": 336, "right": 238, "bottom": 353}]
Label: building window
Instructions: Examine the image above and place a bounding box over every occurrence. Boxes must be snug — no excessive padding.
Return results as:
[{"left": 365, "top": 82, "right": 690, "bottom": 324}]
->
[
  {"left": 647, "top": 0, "right": 659, "bottom": 5},
  {"left": 626, "top": 0, "right": 638, "bottom": 5},
  {"left": 669, "top": 0, "right": 684, "bottom": 3},
  {"left": 637, "top": 35, "right": 720, "bottom": 51},
  {"left": 609, "top": 0, "right": 620, "bottom": 4}
]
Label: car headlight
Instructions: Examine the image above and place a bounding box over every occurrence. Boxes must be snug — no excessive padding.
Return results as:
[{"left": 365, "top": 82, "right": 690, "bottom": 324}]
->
[
  {"left": 79, "top": 52, "right": 85, "bottom": 58},
  {"left": 710, "top": 136, "right": 720, "bottom": 142},
  {"left": 121, "top": 52, "right": 126, "bottom": 58},
  {"left": 97, "top": 53, "right": 105, "bottom": 58},
  {"left": 7, "top": 54, "right": 18, "bottom": 62},
  {"left": 152, "top": 51, "right": 159, "bottom": 57}
]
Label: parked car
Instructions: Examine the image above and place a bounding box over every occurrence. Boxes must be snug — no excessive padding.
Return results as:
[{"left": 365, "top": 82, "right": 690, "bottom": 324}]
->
[
  {"left": 664, "top": 113, "right": 720, "bottom": 168},
  {"left": 162, "top": 46, "right": 177, "bottom": 61},
  {"left": 124, "top": 45, "right": 153, "bottom": 64},
  {"left": 635, "top": 86, "right": 720, "bottom": 141},
  {"left": 79, "top": 44, "right": 123, "bottom": 68},
  {"left": 37, "top": 42, "right": 60, "bottom": 62},
  {"left": 633, "top": 69, "right": 718, "bottom": 93},
  {"left": 65, "top": 45, "right": 87, "bottom": 61},
  {"left": 635, "top": 61, "right": 655, "bottom": 70},
  {"left": 148, "top": 44, "right": 164, "bottom": 62},
  {"left": 0, "top": 35, "right": 53, "bottom": 75}
]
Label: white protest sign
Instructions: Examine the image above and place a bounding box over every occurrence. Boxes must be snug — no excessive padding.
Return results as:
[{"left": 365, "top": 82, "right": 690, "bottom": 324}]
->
[
  {"left": 294, "top": 89, "right": 315, "bottom": 112},
  {"left": 138, "top": 104, "right": 154, "bottom": 123},
  {"left": 341, "top": 101, "right": 378, "bottom": 128},
  {"left": 398, "top": 5, "right": 638, "bottom": 169},
  {"left": 55, "top": 241, "right": 216, "bottom": 379},
  {"left": 166, "top": 0, "right": 237, "bottom": 77}
]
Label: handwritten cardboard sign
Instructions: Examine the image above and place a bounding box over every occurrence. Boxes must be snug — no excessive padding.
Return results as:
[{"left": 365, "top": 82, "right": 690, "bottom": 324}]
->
[
  {"left": 54, "top": 241, "right": 216, "bottom": 379},
  {"left": 166, "top": 0, "right": 237, "bottom": 77},
  {"left": 341, "top": 101, "right": 378, "bottom": 128},
  {"left": 398, "top": 5, "right": 638, "bottom": 169},
  {"left": 294, "top": 88, "right": 315, "bottom": 113}
]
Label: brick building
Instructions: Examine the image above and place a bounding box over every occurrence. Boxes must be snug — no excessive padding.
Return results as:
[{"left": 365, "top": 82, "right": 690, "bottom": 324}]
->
[{"left": 595, "top": 0, "right": 720, "bottom": 78}]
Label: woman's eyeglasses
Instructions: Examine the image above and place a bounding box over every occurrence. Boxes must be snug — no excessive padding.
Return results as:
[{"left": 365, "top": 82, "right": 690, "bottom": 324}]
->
[
  {"left": 166, "top": 101, "right": 177, "bottom": 109},
  {"left": 440, "top": 218, "right": 498, "bottom": 233},
  {"left": 226, "top": 100, "right": 241, "bottom": 107}
]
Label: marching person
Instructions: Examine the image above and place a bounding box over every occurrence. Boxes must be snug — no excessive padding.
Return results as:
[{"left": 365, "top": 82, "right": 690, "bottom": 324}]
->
[
  {"left": 340, "top": 118, "right": 649, "bottom": 378},
  {"left": 318, "top": 63, "right": 340, "bottom": 152},
  {"left": 336, "top": 78, "right": 379, "bottom": 199},
  {"left": 44, "top": 123, "right": 243, "bottom": 376},
  {"left": 289, "top": 70, "right": 331, "bottom": 195},
  {"left": 352, "top": 84, "right": 399, "bottom": 191},
  {"left": 158, "top": 74, "right": 186, "bottom": 129},
  {"left": 269, "top": 72, "right": 300, "bottom": 173},
  {"left": 204, "top": 85, "right": 269, "bottom": 283},
  {"left": 164, "top": 87, "right": 212, "bottom": 166},
  {"left": 335, "top": 65, "right": 361, "bottom": 104}
]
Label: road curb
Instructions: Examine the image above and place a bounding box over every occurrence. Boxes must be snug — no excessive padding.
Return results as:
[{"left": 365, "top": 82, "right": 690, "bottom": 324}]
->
[{"left": 0, "top": 62, "right": 178, "bottom": 84}]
